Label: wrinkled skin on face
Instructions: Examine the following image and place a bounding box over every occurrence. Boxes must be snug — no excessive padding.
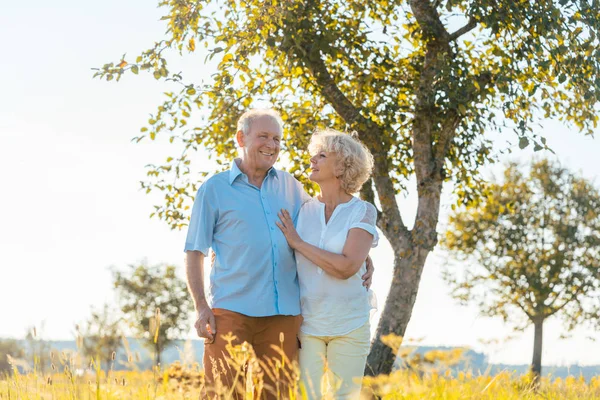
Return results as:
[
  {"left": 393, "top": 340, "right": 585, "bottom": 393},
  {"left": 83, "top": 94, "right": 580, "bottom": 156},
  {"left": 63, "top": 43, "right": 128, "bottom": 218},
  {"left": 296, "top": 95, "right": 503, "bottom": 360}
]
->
[
  {"left": 309, "top": 149, "right": 340, "bottom": 185},
  {"left": 237, "top": 116, "right": 282, "bottom": 174}
]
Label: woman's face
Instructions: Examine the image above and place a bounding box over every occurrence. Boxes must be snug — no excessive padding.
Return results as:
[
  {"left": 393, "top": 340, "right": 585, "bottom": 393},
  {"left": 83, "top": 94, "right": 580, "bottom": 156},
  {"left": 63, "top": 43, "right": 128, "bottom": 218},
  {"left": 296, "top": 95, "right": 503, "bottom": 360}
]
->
[{"left": 309, "top": 149, "right": 339, "bottom": 184}]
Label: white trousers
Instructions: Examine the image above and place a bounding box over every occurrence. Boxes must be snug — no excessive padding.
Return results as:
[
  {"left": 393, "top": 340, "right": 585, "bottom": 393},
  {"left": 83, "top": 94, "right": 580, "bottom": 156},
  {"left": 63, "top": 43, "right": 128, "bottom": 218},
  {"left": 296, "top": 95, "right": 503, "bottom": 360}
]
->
[{"left": 298, "top": 322, "right": 371, "bottom": 400}]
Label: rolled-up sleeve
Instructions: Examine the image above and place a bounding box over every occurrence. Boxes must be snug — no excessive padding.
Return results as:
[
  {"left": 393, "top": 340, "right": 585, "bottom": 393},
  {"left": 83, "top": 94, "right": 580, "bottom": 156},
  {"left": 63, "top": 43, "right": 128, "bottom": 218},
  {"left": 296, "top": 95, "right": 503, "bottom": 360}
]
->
[
  {"left": 349, "top": 202, "right": 379, "bottom": 248},
  {"left": 184, "top": 183, "right": 218, "bottom": 256}
]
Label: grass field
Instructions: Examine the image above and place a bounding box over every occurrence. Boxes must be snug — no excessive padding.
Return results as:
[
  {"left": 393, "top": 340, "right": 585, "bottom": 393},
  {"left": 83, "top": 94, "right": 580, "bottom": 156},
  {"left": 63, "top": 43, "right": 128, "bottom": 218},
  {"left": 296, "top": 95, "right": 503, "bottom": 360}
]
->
[
  {"left": 2, "top": 339, "right": 600, "bottom": 399},
  {"left": 3, "top": 363, "right": 600, "bottom": 399}
]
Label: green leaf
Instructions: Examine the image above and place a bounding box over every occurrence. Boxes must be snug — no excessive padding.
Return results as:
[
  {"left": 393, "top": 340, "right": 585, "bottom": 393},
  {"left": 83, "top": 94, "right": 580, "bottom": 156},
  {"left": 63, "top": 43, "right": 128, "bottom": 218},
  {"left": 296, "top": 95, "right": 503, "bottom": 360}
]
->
[
  {"left": 519, "top": 137, "right": 529, "bottom": 149},
  {"left": 131, "top": 65, "right": 139, "bottom": 75}
]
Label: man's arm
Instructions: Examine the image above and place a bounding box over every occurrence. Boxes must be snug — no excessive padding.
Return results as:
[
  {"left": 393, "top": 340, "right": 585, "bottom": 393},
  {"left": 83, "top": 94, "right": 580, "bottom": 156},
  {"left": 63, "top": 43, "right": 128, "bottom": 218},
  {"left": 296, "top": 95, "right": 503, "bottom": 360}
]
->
[
  {"left": 362, "top": 255, "right": 374, "bottom": 289},
  {"left": 185, "top": 251, "right": 216, "bottom": 343}
]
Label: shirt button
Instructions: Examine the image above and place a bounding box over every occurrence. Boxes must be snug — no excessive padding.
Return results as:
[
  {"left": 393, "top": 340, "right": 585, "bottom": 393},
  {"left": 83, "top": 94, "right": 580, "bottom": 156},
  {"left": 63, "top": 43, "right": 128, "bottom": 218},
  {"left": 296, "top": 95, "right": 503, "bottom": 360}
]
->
[
  {"left": 270, "top": 226, "right": 274, "bottom": 231},
  {"left": 266, "top": 210, "right": 270, "bottom": 214}
]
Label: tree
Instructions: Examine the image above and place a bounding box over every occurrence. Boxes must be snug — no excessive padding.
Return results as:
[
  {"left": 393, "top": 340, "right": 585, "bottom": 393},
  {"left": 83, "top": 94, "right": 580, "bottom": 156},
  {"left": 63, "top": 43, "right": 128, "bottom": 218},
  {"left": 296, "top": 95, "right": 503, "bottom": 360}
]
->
[
  {"left": 0, "top": 339, "right": 25, "bottom": 374},
  {"left": 113, "top": 262, "right": 194, "bottom": 366},
  {"left": 95, "top": 0, "right": 600, "bottom": 374},
  {"left": 79, "top": 303, "right": 123, "bottom": 373},
  {"left": 441, "top": 159, "right": 600, "bottom": 378}
]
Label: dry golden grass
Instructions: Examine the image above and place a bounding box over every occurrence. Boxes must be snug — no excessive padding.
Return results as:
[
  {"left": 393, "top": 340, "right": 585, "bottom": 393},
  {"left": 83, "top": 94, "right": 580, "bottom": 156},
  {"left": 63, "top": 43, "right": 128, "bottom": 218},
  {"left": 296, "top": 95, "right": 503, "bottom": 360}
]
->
[
  {"left": 2, "top": 365, "right": 600, "bottom": 399},
  {"left": 2, "top": 336, "right": 599, "bottom": 399}
]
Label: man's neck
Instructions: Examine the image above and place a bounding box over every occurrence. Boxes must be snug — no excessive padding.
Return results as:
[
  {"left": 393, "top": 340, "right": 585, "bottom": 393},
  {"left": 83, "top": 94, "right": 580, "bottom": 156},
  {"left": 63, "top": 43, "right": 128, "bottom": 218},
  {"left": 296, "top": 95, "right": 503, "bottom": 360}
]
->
[{"left": 237, "top": 159, "right": 269, "bottom": 188}]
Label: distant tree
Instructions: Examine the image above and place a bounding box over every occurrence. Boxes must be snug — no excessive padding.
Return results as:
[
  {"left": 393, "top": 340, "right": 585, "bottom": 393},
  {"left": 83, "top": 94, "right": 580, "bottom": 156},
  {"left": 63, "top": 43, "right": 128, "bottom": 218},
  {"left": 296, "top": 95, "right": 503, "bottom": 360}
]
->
[
  {"left": 0, "top": 339, "right": 25, "bottom": 374},
  {"left": 113, "top": 262, "right": 194, "bottom": 366},
  {"left": 79, "top": 303, "right": 123, "bottom": 372},
  {"left": 442, "top": 159, "right": 600, "bottom": 379}
]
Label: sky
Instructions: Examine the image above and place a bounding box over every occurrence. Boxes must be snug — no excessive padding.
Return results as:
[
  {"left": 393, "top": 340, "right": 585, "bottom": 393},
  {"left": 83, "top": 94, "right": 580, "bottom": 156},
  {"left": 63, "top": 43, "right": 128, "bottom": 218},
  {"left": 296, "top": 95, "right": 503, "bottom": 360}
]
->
[{"left": 1, "top": 0, "right": 599, "bottom": 367}]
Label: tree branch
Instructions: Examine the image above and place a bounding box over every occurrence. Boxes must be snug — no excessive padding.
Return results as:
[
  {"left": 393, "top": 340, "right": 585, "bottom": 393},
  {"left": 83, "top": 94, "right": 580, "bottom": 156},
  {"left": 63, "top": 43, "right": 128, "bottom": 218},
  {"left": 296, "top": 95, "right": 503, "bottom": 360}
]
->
[
  {"left": 449, "top": 17, "right": 478, "bottom": 41},
  {"left": 545, "top": 282, "right": 587, "bottom": 319},
  {"left": 432, "top": 71, "right": 492, "bottom": 178},
  {"left": 513, "top": 294, "right": 534, "bottom": 321},
  {"left": 408, "top": 0, "right": 455, "bottom": 250},
  {"left": 408, "top": 0, "right": 451, "bottom": 44},
  {"left": 409, "top": 0, "right": 453, "bottom": 183},
  {"left": 431, "top": 110, "right": 460, "bottom": 178}
]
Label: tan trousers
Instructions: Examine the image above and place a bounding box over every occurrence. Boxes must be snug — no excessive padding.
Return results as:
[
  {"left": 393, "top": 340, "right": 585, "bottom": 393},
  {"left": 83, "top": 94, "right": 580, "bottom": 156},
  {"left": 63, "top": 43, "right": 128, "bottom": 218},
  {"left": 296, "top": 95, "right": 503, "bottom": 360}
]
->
[
  {"left": 298, "top": 322, "right": 371, "bottom": 400},
  {"left": 203, "top": 308, "right": 302, "bottom": 399}
]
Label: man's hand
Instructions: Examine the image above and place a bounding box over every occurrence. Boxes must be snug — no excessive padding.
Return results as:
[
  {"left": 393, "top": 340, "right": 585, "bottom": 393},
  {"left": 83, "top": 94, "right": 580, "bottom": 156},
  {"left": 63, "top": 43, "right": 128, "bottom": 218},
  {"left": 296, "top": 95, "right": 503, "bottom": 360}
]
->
[
  {"left": 194, "top": 306, "right": 217, "bottom": 343},
  {"left": 362, "top": 255, "right": 374, "bottom": 289}
]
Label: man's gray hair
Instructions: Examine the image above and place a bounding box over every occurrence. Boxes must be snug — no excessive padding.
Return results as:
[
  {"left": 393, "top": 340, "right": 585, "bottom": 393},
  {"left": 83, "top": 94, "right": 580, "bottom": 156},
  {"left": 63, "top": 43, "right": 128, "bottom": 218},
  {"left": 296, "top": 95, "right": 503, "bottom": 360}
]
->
[{"left": 237, "top": 108, "right": 284, "bottom": 135}]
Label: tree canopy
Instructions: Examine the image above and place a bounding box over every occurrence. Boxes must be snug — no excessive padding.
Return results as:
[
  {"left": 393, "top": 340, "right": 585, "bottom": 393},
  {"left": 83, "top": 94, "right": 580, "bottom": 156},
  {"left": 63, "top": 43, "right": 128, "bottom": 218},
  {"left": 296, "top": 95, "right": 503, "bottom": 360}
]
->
[{"left": 442, "top": 159, "right": 600, "bottom": 376}]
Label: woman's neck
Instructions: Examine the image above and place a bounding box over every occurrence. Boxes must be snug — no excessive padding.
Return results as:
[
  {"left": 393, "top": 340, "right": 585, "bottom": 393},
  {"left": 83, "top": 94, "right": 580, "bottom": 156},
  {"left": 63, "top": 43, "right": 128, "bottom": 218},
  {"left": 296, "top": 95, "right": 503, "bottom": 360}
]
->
[{"left": 318, "top": 181, "right": 352, "bottom": 211}]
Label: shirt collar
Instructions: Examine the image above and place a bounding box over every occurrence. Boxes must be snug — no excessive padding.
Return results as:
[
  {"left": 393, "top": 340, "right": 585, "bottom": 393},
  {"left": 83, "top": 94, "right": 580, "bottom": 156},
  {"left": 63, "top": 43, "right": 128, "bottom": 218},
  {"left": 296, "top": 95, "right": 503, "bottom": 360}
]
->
[{"left": 228, "top": 158, "right": 279, "bottom": 185}]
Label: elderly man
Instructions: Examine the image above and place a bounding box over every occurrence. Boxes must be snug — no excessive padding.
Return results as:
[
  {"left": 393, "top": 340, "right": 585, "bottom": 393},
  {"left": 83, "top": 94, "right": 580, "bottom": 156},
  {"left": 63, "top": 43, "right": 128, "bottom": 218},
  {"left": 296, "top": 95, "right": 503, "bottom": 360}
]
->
[{"left": 184, "top": 109, "right": 372, "bottom": 398}]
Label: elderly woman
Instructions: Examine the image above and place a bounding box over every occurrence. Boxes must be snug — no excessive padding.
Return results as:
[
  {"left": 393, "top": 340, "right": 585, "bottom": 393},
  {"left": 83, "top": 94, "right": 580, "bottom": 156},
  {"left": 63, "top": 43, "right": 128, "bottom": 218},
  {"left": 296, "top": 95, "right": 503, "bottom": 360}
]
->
[{"left": 276, "top": 129, "right": 378, "bottom": 399}]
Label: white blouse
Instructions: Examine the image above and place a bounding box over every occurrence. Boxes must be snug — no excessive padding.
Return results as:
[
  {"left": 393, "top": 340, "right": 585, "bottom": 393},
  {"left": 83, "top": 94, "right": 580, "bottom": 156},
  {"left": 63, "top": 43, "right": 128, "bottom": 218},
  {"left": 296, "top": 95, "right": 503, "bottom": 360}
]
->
[{"left": 295, "top": 196, "right": 379, "bottom": 336}]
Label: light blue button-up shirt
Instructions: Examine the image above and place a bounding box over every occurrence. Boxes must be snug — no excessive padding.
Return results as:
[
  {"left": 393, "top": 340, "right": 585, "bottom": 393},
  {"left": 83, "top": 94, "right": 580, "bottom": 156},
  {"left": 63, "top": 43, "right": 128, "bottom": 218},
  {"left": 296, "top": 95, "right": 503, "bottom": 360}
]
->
[{"left": 184, "top": 159, "right": 310, "bottom": 317}]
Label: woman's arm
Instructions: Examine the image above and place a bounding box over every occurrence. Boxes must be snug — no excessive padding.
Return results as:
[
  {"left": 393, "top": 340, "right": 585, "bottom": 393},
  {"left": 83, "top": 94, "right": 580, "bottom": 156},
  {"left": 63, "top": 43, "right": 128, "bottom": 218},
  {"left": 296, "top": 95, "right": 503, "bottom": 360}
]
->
[{"left": 276, "top": 209, "right": 373, "bottom": 279}]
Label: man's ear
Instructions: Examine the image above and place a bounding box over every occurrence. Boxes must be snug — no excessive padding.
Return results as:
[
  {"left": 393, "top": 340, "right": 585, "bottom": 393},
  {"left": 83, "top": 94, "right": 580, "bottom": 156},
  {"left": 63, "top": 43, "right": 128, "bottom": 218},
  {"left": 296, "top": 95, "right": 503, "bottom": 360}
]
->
[{"left": 235, "top": 130, "right": 245, "bottom": 148}]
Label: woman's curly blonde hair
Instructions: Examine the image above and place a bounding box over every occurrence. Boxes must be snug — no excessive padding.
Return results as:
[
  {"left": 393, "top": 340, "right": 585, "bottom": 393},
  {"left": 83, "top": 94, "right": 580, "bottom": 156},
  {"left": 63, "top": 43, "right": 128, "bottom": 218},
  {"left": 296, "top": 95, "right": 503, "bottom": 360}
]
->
[{"left": 308, "top": 129, "right": 374, "bottom": 194}]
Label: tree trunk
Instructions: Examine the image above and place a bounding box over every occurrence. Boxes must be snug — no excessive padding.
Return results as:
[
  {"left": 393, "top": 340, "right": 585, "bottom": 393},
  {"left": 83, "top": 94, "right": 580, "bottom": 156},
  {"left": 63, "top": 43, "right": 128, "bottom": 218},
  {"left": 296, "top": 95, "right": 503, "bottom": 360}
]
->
[
  {"left": 531, "top": 317, "right": 544, "bottom": 380},
  {"left": 365, "top": 247, "right": 430, "bottom": 376}
]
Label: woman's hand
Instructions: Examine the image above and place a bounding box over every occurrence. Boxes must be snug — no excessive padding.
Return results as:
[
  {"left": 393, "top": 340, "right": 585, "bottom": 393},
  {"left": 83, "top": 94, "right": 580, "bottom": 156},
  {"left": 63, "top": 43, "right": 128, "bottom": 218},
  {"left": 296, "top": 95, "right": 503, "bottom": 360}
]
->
[{"left": 275, "top": 209, "right": 304, "bottom": 249}]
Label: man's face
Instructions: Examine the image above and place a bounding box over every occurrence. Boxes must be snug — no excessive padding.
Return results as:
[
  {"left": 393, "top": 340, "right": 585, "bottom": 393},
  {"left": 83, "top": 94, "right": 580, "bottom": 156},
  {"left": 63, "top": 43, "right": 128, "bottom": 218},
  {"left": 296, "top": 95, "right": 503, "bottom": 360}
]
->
[{"left": 239, "top": 116, "right": 282, "bottom": 171}]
